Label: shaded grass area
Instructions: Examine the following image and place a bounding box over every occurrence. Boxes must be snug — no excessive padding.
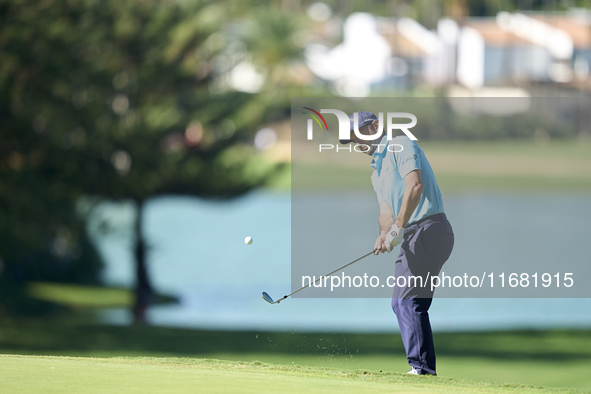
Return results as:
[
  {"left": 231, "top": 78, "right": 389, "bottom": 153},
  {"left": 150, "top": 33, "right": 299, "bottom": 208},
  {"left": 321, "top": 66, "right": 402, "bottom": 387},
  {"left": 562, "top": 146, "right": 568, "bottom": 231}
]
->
[
  {"left": 0, "top": 355, "right": 584, "bottom": 394},
  {"left": 1, "top": 320, "right": 590, "bottom": 390},
  {"left": 25, "top": 282, "right": 177, "bottom": 309},
  {"left": 2, "top": 319, "right": 590, "bottom": 362}
]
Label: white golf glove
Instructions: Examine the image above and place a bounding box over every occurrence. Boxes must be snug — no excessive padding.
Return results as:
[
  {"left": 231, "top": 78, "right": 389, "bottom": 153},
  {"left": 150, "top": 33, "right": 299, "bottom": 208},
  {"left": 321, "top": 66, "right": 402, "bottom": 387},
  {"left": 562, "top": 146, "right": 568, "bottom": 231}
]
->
[{"left": 385, "top": 224, "right": 404, "bottom": 252}]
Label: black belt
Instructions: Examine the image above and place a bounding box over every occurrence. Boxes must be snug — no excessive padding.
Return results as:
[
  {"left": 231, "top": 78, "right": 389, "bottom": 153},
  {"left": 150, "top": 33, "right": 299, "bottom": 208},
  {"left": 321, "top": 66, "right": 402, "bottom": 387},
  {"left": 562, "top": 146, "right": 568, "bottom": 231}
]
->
[{"left": 404, "top": 213, "right": 447, "bottom": 237}]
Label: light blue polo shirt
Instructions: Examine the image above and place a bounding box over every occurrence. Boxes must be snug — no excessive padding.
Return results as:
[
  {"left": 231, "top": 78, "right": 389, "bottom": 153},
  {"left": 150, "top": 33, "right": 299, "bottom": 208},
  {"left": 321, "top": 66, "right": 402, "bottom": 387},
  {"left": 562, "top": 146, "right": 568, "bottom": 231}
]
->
[{"left": 370, "top": 136, "right": 444, "bottom": 226}]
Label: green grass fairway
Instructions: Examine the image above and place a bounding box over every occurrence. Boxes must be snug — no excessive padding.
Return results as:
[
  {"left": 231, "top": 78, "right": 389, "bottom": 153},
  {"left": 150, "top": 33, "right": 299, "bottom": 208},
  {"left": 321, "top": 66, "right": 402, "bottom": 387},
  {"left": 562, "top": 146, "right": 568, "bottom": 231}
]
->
[
  {"left": 0, "top": 355, "right": 582, "bottom": 394},
  {"left": 1, "top": 320, "right": 591, "bottom": 391}
]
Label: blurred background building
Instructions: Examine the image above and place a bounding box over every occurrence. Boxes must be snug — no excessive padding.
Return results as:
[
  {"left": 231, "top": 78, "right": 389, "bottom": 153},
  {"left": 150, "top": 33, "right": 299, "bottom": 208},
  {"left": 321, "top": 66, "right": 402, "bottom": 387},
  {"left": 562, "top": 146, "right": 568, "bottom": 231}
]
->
[{"left": 303, "top": 5, "right": 591, "bottom": 95}]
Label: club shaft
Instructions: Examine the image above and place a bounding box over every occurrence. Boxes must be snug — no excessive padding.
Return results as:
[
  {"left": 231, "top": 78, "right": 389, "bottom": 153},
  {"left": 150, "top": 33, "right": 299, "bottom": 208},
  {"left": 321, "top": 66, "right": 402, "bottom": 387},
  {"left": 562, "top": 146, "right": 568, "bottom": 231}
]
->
[{"left": 281, "top": 250, "right": 375, "bottom": 300}]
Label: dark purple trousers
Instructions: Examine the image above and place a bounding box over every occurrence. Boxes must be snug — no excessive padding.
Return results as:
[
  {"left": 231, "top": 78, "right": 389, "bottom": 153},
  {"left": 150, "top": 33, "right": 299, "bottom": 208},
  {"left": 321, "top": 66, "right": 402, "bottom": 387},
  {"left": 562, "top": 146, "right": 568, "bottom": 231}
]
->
[{"left": 391, "top": 213, "right": 454, "bottom": 375}]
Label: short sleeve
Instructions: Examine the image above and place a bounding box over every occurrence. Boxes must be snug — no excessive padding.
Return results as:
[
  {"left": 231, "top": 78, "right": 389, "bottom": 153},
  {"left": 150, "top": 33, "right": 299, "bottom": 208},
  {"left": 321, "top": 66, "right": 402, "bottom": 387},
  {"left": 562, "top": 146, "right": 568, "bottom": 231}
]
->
[
  {"left": 371, "top": 170, "right": 386, "bottom": 204},
  {"left": 396, "top": 140, "right": 421, "bottom": 179}
]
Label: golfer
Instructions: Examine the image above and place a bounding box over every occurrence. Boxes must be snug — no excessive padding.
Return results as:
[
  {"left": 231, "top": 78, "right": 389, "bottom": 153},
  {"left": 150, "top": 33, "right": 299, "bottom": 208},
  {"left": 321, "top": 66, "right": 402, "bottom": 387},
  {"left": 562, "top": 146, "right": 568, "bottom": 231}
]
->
[{"left": 341, "top": 111, "right": 454, "bottom": 376}]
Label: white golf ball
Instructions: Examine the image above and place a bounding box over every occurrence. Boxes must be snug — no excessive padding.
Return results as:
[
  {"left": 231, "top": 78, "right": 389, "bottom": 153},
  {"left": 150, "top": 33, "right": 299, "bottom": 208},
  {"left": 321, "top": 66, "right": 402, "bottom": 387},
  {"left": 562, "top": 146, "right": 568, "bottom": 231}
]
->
[{"left": 244, "top": 236, "right": 253, "bottom": 245}]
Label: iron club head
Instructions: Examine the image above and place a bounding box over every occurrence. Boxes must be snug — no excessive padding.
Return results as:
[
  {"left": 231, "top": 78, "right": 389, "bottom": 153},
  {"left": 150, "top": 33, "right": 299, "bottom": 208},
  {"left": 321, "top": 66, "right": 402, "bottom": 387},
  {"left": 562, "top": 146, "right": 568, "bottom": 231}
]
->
[
  {"left": 262, "top": 292, "right": 275, "bottom": 304},
  {"left": 262, "top": 292, "right": 287, "bottom": 304}
]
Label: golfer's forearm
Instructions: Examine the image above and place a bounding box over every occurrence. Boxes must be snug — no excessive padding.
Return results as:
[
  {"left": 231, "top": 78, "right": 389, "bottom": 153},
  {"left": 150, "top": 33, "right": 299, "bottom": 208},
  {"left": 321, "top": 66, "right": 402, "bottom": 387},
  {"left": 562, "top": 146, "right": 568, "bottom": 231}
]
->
[
  {"left": 395, "top": 183, "right": 423, "bottom": 228},
  {"left": 379, "top": 213, "right": 394, "bottom": 235}
]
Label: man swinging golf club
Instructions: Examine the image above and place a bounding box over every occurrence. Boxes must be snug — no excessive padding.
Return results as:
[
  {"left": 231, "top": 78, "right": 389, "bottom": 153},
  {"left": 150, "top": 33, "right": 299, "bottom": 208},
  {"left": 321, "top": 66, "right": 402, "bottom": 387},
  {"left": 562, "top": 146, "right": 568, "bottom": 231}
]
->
[{"left": 341, "top": 111, "right": 454, "bottom": 376}]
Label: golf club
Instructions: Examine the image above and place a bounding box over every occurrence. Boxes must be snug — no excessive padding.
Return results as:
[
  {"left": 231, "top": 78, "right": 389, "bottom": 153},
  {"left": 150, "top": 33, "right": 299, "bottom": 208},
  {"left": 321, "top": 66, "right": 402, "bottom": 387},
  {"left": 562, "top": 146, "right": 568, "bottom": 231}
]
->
[{"left": 261, "top": 250, "right": 376, "bottom": 304}]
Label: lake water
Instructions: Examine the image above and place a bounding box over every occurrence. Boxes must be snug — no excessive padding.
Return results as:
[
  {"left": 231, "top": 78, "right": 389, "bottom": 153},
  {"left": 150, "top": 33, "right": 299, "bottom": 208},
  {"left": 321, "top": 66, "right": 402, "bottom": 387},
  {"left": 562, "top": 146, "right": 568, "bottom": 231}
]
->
[{"left": 90, "top": 191, "right": 591, "bottom": 332}]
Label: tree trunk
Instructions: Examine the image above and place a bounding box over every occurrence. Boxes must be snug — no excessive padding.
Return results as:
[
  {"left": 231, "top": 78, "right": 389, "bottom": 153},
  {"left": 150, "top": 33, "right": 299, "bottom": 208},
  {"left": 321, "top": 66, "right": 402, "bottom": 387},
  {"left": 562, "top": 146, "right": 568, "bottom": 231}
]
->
[{"left": 132, "top": 198, "right": 152, "bottom": 325}]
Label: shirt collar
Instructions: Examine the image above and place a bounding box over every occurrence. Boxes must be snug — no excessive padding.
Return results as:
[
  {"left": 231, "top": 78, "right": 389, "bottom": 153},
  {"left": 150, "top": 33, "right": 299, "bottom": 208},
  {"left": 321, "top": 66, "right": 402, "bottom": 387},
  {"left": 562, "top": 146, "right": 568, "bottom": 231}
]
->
[{"left": 370, "top": 135, "right": 388, "bottom": 173}]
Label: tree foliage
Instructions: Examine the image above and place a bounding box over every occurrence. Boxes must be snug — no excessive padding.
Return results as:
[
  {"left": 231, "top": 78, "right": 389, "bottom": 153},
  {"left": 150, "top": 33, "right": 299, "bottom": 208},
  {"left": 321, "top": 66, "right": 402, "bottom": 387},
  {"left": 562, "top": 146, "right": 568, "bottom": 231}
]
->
[{"left": 0, "top": 0, "right": 293, "bottom": 317}]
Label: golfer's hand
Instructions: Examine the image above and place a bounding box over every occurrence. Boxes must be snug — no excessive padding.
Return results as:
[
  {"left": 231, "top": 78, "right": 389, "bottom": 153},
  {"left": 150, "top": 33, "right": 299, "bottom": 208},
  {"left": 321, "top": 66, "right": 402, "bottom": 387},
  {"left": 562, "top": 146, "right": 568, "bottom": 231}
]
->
[
  {"left": 385, "top": 224, "right": 404, "bottom": 252},
  {"left": 374, "top": 234, "right": 387, "bottom": 255}
]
